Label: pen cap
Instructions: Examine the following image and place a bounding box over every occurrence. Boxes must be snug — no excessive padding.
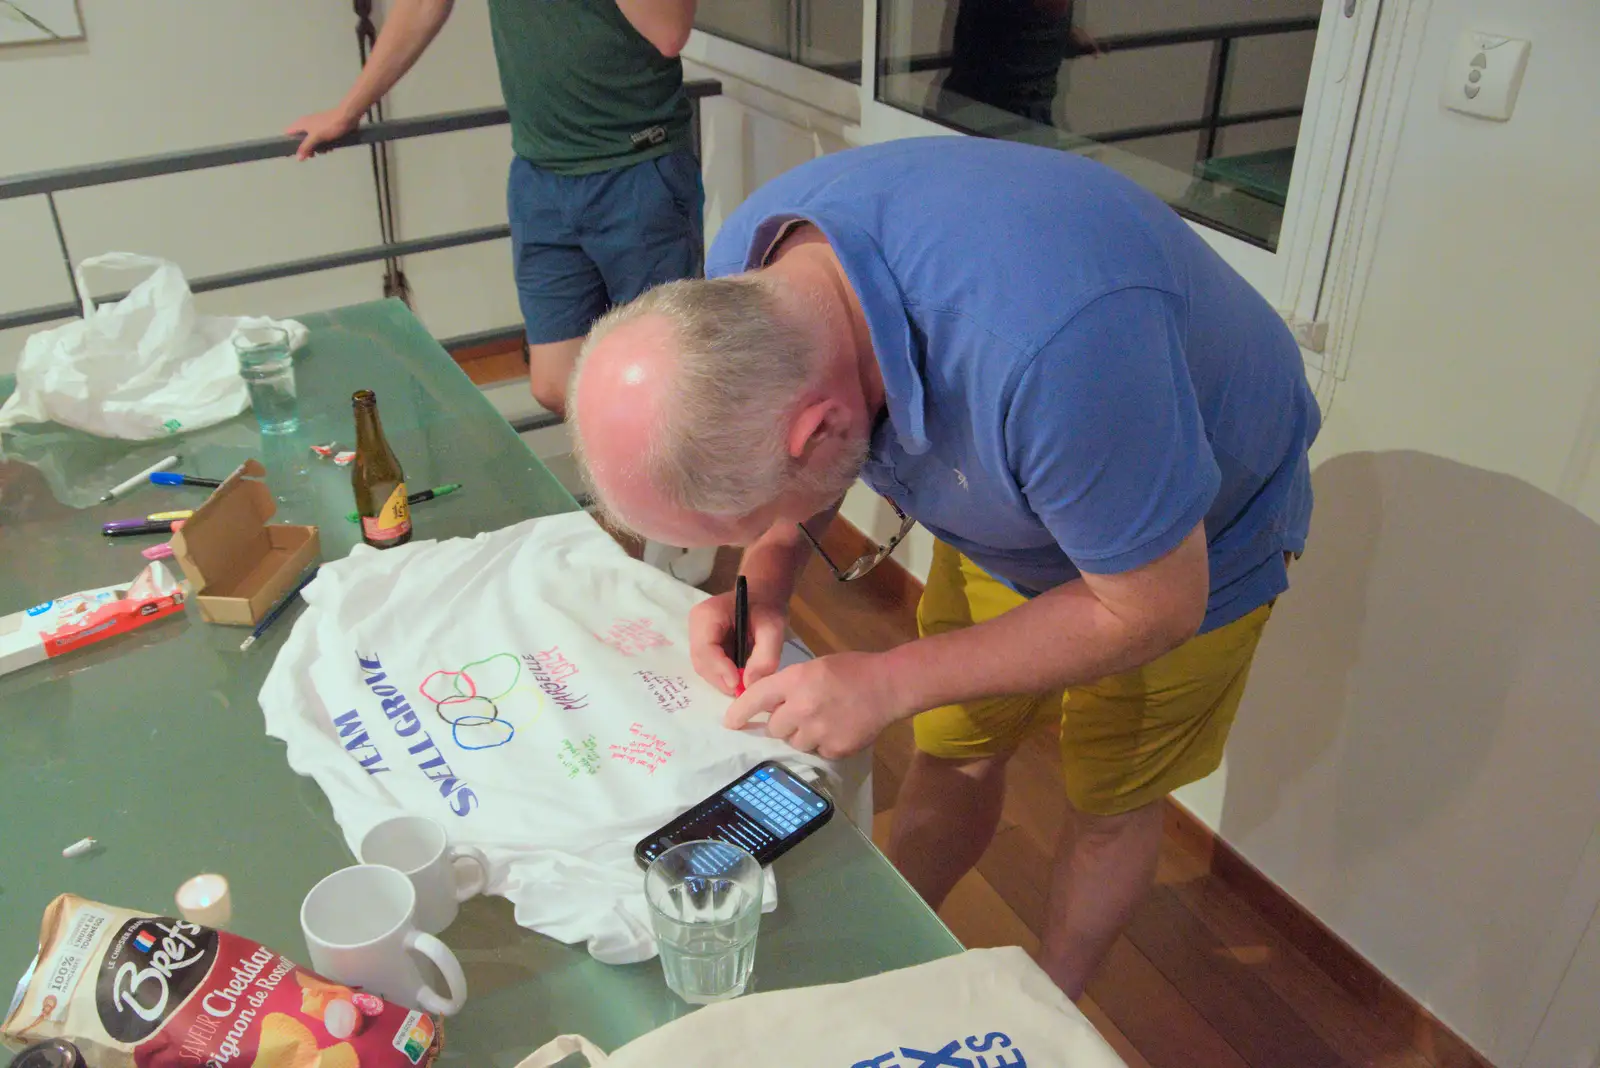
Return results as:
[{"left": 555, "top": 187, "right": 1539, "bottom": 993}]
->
[
  {"left": 150, "top": 471, "right": 184, "bottom": 485},
  {"left": 102, "top": 521, "right": 176, "bottom": 537}
]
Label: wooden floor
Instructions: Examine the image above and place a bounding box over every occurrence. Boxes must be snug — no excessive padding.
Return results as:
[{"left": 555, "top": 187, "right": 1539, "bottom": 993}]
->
[
  {"left": 455, "top": 343, "right": 526, "bottom": 386},
  {"left": 725, "top": 547, "right": 1443, "bottom": 1068}
]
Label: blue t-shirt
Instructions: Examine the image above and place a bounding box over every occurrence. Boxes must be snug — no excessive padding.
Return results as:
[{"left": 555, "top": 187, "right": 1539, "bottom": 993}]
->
[{"left": 707, "top": 138, "right": 1319, "bottom": 633}]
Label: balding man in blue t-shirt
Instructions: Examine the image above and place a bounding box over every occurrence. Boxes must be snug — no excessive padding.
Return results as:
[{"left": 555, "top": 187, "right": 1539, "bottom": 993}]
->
[{"left": 570, "top": 137, "right": 1319, "bottom": 996}]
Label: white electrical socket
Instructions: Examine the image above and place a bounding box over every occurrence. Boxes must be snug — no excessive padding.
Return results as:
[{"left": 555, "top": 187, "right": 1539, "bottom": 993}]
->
[{"left": 1442, "top": 30, "right": 1531, "bottom": 121}]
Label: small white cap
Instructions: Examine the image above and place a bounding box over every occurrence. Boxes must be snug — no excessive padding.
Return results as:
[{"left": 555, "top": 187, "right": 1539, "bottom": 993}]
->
[
  {"left": 175, "top": 873, "right": 232, "bottom": 928},
  {"left": 61, "top": 837, "right": 96, "bottom": 859},
  {"left": 323, "top": 998, "right": 360, "bottom": 1039}
]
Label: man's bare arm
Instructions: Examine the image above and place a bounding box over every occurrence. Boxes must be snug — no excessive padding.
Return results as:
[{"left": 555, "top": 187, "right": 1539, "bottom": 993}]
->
[
  {"left": 285, "top": 0, "right": 455, "bottom": 159},
  {"left": 881, "top": 523, "right": 1210, "bottom": 711},
  {"left": 615, "top": 0, "right": 696, "bottom": 57}
]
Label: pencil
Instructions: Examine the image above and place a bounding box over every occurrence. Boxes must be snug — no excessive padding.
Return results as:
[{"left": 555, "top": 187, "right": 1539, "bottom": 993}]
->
[{"left": 239, "top": 567, "right": 320, "bottom": 652}]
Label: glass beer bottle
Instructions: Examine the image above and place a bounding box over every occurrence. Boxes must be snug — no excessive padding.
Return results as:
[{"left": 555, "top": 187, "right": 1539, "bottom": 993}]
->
[{"left": 351, "top": 389, "right": 412, "bottom": 549}]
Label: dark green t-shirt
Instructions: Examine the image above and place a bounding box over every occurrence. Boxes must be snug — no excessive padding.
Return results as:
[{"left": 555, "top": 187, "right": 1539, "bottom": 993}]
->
[{"left": 486, "top": 0, "right": 690, "bottom": 175}]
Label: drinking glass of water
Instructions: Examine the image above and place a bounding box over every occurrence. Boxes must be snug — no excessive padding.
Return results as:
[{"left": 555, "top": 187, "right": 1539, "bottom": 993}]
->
[
  {"left": 645, "top": 840, "right": 763, "bottom": 1004},
  {"left": 234, "top": 325, "right": 300, "bottom": 434}
]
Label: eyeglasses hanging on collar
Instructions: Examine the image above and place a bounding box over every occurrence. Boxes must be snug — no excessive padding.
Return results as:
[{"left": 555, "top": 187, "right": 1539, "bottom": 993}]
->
[{"left": 797, "top": 499, "right": 917, "bottom": 582}]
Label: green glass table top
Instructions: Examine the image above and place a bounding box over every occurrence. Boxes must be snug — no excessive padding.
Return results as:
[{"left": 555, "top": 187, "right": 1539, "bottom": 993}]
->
[{"left": 0, "top": 300, "right": 958, "bottom": 1060}]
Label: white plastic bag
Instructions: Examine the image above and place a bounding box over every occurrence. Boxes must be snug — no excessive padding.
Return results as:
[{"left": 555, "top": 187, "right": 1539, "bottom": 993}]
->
[{"left": 0, "top": 252, "right": 306, "bottom": 440}]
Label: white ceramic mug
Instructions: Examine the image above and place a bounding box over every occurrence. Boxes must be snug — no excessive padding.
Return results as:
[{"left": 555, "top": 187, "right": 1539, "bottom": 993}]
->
[
  {"left": 359, "top": 815, "right": 490, "bottom": 935},
  {"left": 301, "top": 864, "right": 468, "bottom": 1015}
]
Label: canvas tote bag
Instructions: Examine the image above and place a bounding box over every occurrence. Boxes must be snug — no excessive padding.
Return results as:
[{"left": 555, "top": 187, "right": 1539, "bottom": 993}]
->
[{"left": 513, "top": 947, "right": 1128, "bottom": 1067}]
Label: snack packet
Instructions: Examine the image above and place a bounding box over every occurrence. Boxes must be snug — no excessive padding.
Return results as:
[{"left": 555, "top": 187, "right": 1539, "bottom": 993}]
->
[
  {"left": 3, "top": 895, "right": 442, "bottom": 1068},
  {"left": 0, "top": 562, "right": 185, "bottom": 678}
]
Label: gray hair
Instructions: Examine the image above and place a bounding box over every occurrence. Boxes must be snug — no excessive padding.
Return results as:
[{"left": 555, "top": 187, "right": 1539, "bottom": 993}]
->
[{"left": 572, "top": 275, "right": 829, "bottom": 523}]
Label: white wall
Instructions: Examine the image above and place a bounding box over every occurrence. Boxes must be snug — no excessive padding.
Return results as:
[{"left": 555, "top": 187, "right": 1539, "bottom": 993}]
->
[
  {"left": 0, "top": 0, "right": 518, "bottom": 376},
  {"left": 1169, "top": 0, "right": 1600, "bottom": 1061}
]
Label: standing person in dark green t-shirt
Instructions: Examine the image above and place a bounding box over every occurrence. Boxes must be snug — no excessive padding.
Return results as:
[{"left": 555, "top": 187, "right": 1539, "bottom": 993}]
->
[
  {"left": 286, "top": 0, "right": 699, "bottom": 419},
  {"left": 289, "top": 0, "right": 717, "bottom": 584}
]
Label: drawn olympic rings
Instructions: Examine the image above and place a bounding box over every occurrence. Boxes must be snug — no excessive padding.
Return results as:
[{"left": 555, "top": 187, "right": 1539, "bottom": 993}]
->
[{"left": 419, "top": 654, "right": 522, "bottom": 750}]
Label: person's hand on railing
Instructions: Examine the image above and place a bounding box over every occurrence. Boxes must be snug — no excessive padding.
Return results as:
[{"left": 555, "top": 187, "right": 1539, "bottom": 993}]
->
[
  {"left": 285, "top": 107, "right": 361, "bottom": 161},
  {"left": 285, "top": 0, "right": 454, "bottom": 161},
  {"left": 1069, "top": 27, "right": 1104, "bottom": 57}
]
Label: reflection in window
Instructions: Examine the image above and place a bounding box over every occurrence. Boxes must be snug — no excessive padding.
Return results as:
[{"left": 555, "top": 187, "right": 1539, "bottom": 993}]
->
[
  {"left": 696, "top": 0, "right": 864, "bottom": 84},
  {"left": 877, "top": 1, "right": 1321, "bottom": 249}
]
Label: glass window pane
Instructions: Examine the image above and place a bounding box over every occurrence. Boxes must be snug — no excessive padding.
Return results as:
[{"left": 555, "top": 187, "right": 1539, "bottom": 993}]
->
[
  {"left": 697, "top": 0, "right": 865, "bottom": 83},
  {"left": 875, "top": 1, "right": 1322, "bottom": 249}
]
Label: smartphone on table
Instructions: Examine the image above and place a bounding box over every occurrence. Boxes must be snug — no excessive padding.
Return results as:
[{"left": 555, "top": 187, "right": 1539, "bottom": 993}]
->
[{"left": 635, "top": 760, "right": 834, "bottom": 867}]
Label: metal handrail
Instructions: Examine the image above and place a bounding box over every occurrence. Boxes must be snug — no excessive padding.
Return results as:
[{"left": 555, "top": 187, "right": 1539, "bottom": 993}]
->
[
  {"left": 872, "top": 16, "right": 1321, "bottom": 77},
  {"left": 1, "top": 81, "right": 722, "bottom": 337},
  {"left": 1089, "top": 16, "right": 1319, "bottom": 55},
  {"left": 1, "top": 108, "right": 508, "bottom": 202}
]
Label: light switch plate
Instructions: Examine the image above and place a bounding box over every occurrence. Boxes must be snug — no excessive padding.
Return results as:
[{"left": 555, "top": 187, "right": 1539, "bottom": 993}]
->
[{"left": 1442, "top": 30, "right": 1531, "bottom": 121}]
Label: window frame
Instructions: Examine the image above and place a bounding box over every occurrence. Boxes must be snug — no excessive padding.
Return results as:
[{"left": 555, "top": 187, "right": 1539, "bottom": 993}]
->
[
  {"left": 859, "top": 0, "right": 1383, "bottom": 331},
  {"left": 687, "top": 0, "right": 1387, "bottom": 354},
  {"left": 681, "top": 29, "right": 861, "bottom": 124}
]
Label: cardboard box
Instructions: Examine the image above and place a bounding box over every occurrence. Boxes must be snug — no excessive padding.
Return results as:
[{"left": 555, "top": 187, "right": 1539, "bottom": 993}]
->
[
  {"left": 0, "top": 562, "right": 187, "bottom": 677},
  {"left": 170, "top": 459, "right": 320, "bottom": 626}
]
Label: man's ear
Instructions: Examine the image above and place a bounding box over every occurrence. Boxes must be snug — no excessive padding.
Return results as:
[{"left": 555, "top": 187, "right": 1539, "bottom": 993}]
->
[{"left": 787, "top": 399, "right": 844, "bottom": 461}]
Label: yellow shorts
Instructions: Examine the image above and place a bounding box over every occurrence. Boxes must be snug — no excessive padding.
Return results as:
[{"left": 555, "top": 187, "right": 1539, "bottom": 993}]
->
[{"left": 913, "top": 541, "right": 1275, "bottom": 816}]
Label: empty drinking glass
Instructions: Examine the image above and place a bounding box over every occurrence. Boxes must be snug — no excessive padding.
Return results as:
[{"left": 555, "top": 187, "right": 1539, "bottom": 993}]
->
[
  {"left": 645, "top": 840, "right": 763, "bottom": 1004},
  {"left": 234, "top": 325, "right": 299, "bottom": 434}
]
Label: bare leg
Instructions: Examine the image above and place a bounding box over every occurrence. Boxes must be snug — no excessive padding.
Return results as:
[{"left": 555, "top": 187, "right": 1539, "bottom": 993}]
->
[
  {"left": 527, "top": 337, "right": 583, "bottom": 418},
  {"left": 1038, "top": 800, "right": 1165, "bottom": 999},
  {"left": 887, "top": 750, "right": 1010, "bottom": 910}
]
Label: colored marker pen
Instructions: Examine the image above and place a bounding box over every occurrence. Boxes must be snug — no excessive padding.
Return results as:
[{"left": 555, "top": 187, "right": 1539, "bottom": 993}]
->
[
  {"left": 344, "top": 482, "right": 463, "bottom": 522},
  {"left": 103, "top": 510, "right": 193, "bottom": 530},
  {"left": 150, "top": 472, "right": 222, "bottom": 488},
  {"left": 733, "top": 575, "right": 750, "bottom": 697},
  {"left": 102, "top": 519, "right": 179, "bottom": 537}
]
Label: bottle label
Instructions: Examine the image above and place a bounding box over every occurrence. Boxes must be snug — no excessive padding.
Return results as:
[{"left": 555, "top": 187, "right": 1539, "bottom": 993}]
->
[{"left": 362, "top": 484, "right": 411, "bottom": 542}]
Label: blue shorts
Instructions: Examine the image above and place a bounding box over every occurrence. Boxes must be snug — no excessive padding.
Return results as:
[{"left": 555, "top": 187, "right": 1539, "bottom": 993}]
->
[{"left": 507, "top": 147, "right": 704, "bottom": 345}]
